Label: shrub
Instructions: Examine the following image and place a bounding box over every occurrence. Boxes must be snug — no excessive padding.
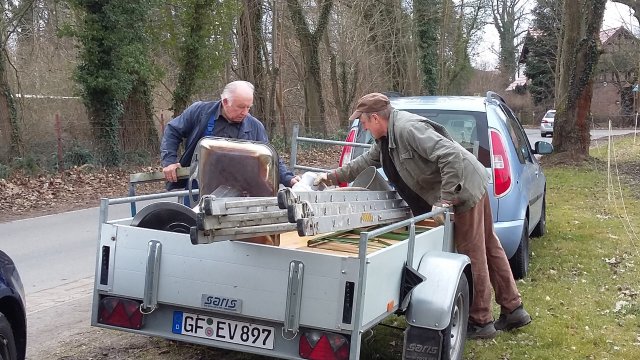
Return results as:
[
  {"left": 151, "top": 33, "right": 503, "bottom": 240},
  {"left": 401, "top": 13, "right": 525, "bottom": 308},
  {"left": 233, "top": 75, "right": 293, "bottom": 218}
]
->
[{"left": 64, "top": 142, "right": 94, "bottom": 167}]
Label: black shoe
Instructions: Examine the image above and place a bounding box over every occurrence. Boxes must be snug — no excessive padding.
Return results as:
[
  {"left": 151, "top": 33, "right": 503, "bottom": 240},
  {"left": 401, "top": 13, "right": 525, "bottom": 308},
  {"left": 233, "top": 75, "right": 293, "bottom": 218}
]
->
[
  {"left": 467, "top": 321, "right": 498, "bottom": 339},
  {"left": 494, "top": 305, "right": 532, "bottom": 331}
]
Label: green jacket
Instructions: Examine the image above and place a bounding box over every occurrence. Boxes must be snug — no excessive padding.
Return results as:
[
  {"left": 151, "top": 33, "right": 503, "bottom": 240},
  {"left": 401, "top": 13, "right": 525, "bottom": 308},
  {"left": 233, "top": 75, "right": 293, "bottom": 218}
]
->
[{"left": 333, "top": 109, "right": 489, "bottom": 213}]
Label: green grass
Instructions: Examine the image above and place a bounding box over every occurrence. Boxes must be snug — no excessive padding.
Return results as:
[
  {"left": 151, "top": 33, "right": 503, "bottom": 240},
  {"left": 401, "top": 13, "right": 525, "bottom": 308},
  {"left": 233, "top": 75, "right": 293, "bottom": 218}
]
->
[{"left": 465, "top": 139, "right": 640, "bottom": 359}]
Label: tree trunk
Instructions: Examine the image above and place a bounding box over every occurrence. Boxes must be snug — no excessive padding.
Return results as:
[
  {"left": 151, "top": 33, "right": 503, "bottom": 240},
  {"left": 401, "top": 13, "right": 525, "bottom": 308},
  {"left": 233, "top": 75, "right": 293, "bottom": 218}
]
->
[
  {"left": 172, "top": 1, "right": 212, "bottom": 117},
  {"left": 0, "top": 54, "right": 22, "bottom": 163},
  {"left": 324, "top": 32, "right": 357, "bottom": 128},
  {"left": 237, "top": 0, "right": 271, "bottom": 127},
  {"left": 285, "top": 0, "right": 332, "bottom": 135},
  {"left": 554, "top": 0, "right": 607, "bottom": 157},
  {"left": 120, "top": 79, "right": 158, "bottom": 154}
]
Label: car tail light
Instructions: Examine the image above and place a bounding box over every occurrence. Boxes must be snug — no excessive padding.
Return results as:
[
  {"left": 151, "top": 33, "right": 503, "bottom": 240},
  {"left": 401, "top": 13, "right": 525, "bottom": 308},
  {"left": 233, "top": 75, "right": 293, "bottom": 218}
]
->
[
  {"left": 490, "top": 129, "right": 512, "bottom": 197},
  {"left": 299, "top": 331, "right": 350, "bottom": 360},
  {"left": 98, "top": 296, "right": 144, "bottom": 330},
  {"left": 337, "top": 128, "right": 358, "bottom": 187}
]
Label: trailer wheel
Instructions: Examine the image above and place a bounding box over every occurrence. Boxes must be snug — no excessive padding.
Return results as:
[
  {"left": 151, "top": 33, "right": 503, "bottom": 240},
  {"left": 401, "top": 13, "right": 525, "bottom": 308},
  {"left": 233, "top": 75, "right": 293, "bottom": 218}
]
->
[
  {"left": 131, "top": 202, "right": 196, "bottom": 233},
  {"left": 404, "top": 274, "right": 469, "bottom": 360}
]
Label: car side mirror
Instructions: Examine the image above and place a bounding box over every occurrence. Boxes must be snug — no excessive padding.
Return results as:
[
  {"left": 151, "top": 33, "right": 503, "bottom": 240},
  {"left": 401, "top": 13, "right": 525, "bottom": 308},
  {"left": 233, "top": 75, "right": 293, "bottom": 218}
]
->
[{"left": 534, "top": 141, "right": 553, "bottom": 155}]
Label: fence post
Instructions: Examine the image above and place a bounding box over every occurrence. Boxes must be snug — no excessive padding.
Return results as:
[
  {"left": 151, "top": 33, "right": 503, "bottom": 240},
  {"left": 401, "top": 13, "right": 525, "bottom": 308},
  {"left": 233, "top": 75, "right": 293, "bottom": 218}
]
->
[
  {"left": 55, "top": 113, "right": 64, "bottom": 174},
  {"left": 290, "top": 123, "right": 299, "bottom": 170}
]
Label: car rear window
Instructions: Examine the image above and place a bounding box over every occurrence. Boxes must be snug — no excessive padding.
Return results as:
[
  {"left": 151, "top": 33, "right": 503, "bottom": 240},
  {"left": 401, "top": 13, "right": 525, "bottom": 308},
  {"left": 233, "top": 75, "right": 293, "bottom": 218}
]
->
[
  {"left": 352, "top": 110, "right": 491, "bottom": 167},
  {"left": 399, "top": 109, "right": 491, "bottom": 167}
]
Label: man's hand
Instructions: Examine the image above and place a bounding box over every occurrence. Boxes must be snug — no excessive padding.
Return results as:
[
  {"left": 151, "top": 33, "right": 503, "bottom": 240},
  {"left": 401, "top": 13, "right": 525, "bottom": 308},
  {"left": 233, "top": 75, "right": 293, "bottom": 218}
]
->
[
  {"left": 431, "top": 201, "right": 452, "bottom": 225},
  {"left": 163, "top": 163, "right": 182, "bottom": 182},
  {"left": 289, "top": 175, "right": 301, "bottom": 186},
  {"left": 313, "top": 172, "right": 333, "bottom": 187}
]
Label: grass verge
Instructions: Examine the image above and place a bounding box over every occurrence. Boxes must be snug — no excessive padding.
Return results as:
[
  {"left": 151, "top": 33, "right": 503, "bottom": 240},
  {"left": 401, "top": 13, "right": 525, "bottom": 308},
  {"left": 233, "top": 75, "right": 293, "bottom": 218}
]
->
[{"left": 464, "top": 137, "right": 640, "bottom": 359}]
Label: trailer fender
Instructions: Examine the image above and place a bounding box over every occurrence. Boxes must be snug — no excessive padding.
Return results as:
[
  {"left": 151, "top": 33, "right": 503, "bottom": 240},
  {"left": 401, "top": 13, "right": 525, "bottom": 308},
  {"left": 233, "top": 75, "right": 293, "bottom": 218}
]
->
[{"left": 405, "top": 251, "right": 472, "bottom": 331}]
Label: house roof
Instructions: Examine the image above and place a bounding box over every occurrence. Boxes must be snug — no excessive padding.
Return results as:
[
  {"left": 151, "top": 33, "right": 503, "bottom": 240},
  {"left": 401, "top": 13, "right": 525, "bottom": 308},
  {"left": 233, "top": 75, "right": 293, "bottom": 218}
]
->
[
  {"left": 505, "top": 75, "right": 528, "bottom": 91},
  {"left": 519, "top": 26, "right": 637, "bottom": 64}
]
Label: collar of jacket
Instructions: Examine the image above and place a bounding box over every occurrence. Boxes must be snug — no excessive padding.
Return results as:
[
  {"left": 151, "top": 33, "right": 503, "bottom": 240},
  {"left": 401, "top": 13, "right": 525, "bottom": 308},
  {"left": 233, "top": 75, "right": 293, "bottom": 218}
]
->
[
  {"left": 199, "top": 100, "right": 256, "bottom": 136},
  {"left": 385, "top": 109, "right": 400, "bottom": 150}
]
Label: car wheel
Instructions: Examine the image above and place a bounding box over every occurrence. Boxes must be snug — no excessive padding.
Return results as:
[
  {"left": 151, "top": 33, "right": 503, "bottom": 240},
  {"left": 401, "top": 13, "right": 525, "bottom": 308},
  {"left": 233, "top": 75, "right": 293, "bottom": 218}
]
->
[
  {"left": 403, "top": 275, "right": 469, "bottom": 360},
  {"left": 509, "top": 218, "right": 529, "bottom": 280},
  {"left": 540, "top": 132, "right": 545, "bottom": 137},
  {"left": 0, "top": 313, "right": 17, "bottom": 360},
  {"left": 531, "top": 195, "right": 546, "bottom": 238}
]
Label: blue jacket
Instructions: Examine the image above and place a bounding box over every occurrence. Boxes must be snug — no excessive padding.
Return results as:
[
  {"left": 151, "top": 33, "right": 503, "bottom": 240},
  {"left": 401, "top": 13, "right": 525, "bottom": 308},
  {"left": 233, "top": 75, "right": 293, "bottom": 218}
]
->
[{"left": 160, "top": 100, "right": 295, "bottom": 187}]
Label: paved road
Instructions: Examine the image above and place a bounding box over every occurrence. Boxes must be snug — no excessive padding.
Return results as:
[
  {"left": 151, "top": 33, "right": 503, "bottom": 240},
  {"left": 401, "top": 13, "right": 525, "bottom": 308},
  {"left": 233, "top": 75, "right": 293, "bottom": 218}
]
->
[
  {"left": 0, "top": 127, "right": 636, "bottom": 359},
  {"left": 524, "top": 128, "right": 637, "bottom": 145}
]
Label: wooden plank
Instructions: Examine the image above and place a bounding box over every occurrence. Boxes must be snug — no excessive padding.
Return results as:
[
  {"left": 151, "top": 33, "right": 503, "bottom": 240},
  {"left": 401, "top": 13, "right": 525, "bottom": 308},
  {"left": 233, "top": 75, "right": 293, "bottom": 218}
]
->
[{"left": 129, "top": 167, "right": 191, "bottom": 184}]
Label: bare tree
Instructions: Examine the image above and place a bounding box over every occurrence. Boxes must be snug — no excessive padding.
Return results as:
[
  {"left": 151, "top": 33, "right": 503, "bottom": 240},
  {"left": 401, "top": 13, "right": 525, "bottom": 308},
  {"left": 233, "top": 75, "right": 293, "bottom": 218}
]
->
[
  {"left": 286, "top": 0, "right": 333, "bottom": 135},
  {"left": 612, "top": 0, "right": 640, "bottom": 26},
  {"left": 491, "top": 0, "right": 528, "bottom": 87},
  {"left": 324, "top": 31, "right": 358, "bottom": 127},
  {"left": 554, "top": 0, "right": 607, "bottom": 158},
  {"left": 237, "top": 0, "right": 271, "bottom": 127},
  {"left": 0, "top": 0, "right": 36, "bottom": 162}
]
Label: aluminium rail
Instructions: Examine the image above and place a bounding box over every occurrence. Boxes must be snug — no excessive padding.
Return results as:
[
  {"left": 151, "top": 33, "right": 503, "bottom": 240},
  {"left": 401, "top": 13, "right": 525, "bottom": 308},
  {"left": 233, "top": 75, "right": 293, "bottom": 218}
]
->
[{"left": 289, "top": 123, "right": 372, "bottom": 173}]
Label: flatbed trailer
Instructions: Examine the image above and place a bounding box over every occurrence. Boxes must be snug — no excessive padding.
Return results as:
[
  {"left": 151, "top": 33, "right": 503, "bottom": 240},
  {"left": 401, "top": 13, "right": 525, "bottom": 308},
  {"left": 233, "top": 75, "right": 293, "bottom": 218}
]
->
[{"left": 91, "top": 136, "right": 473, "bottom": 360}]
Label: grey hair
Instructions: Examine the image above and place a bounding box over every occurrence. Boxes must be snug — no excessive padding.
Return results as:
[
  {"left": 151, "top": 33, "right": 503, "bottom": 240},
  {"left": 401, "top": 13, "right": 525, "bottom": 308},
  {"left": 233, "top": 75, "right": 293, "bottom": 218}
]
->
[{"left": 221, "top": 81, "right": 255, "bottom": 101}]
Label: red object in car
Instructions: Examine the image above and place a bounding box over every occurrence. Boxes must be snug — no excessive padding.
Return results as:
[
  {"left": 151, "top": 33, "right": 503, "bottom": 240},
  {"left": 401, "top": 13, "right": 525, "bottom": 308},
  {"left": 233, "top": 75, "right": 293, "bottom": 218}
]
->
[{"left": 337, "top": 128, "right": 358, "bottom": 187}]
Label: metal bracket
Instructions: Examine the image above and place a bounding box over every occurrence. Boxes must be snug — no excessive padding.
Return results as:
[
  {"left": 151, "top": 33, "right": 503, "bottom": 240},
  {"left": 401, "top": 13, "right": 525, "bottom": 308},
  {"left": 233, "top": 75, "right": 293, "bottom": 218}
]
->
[
  {"left": 142, "top": 240, "right": 162, "bottom": 312},
  {"left": 284, "top": 260, "right": 304, "bottom": 337}
]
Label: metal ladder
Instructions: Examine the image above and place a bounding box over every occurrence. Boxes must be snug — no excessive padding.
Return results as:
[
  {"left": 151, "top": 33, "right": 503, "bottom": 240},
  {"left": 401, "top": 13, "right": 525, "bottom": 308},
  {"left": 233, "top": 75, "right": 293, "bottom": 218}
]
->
[{"left": 190, "top": 188, "right": 412, "bottom": 244}]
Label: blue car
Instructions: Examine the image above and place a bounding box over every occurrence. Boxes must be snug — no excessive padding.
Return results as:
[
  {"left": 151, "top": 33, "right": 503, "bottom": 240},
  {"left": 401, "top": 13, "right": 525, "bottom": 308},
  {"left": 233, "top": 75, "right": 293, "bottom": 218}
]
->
[
  {"left": 0, "top": 250, "right": 27, "bottom": 360},
  {"left": 339, "top": 92, "right": 554, "bottom": 279}
]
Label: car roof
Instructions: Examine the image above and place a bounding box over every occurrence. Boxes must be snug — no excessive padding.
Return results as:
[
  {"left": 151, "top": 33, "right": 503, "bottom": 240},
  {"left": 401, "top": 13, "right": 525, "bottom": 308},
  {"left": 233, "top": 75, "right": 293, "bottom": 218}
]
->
[{"left": 390, "top": 96, "right": 488, "bottom": 113}]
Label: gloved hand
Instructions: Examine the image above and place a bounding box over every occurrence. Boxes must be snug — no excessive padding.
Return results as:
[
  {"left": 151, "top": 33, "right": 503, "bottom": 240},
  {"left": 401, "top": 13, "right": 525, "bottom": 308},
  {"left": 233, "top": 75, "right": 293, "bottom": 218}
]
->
[
  {"left": 431, "top": 201, "right": 452, "bottom": 225},
  {"left": 313, "top": 172, "right": 333, "bottom": 187}
]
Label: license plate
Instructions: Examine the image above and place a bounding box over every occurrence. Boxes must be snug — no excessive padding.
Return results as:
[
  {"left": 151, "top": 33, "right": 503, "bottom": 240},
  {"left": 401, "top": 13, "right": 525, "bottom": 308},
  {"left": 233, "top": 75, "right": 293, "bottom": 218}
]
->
[{"left": 172, "top": 311, "right": 275, "bottom": 350}]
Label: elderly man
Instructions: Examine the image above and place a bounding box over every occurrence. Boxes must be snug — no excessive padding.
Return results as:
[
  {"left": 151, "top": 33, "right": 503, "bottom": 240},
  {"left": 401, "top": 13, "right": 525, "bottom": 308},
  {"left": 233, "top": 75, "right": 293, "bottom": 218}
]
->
[
  {"left": 160, "top": 81, "right": 299, "bottom": 198},
  {"left": 315, "top": 93, "right": 531, "bottom": 339}
]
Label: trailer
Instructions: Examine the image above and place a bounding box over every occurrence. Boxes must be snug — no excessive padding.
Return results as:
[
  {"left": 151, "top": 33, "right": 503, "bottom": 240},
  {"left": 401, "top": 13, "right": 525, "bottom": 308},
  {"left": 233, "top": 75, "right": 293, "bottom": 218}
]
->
[{"left": 91, "top": 136, "right": 473, "bottom": 360}]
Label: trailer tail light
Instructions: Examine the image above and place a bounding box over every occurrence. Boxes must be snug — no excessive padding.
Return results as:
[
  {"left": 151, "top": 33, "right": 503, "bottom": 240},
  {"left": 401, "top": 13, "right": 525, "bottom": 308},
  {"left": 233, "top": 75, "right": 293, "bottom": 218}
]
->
[
  {"left": 337, "top": 128, "right": 358, "bottom": 187},
  {"left": 98, "top": 296, "right": 144, "bottom": 330},
  {"left": 490, "top": 129, "right": 512, "bottom": 197},
  {"left": 299, "top": 331, "right": 350, "bottom": 360}
]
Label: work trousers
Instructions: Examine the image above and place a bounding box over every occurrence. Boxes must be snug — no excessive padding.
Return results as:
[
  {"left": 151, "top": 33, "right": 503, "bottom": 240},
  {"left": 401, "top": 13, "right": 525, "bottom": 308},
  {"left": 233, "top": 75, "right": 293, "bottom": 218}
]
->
[{"left": 454, "top": 193, "right": 522, "bottom": 325}]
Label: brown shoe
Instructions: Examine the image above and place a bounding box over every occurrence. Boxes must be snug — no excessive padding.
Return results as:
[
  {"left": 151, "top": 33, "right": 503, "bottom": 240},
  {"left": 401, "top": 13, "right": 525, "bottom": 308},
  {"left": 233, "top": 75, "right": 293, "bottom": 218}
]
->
[
  {"left": 494, "top": 305, "right": 531, "bottom": 331},
  {"left": 467, "top": 321, "right": 498, "bottom": 339}
]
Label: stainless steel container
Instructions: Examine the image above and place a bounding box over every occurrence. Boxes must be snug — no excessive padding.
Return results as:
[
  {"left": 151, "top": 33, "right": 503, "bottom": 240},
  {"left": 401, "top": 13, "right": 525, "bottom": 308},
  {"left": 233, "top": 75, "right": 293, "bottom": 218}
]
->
[{"left": 195, "top": 137, "right": 279, "bottom": 197}]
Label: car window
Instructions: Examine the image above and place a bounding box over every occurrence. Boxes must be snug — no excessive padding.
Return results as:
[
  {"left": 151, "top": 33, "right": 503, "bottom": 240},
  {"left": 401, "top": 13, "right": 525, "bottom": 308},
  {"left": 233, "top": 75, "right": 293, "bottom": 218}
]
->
[
  {"left": 352, "top": 110, "right": 491, "bottom": 167},
  {"left": 544, "top": 110, "right": 556, "bottom": 120},
  {"left": 399, "top": 109, "right": 491, "bottom": 167},
  {"left": 499, "top": 105, "right": 533, "bottom": 164}
]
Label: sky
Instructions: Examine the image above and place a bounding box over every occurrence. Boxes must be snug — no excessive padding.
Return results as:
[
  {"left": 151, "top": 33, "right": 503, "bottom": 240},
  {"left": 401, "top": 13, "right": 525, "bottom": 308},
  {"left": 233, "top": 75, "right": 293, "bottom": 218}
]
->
[{"left": 475, "top": 1, "right": 640, "bottom": 70}]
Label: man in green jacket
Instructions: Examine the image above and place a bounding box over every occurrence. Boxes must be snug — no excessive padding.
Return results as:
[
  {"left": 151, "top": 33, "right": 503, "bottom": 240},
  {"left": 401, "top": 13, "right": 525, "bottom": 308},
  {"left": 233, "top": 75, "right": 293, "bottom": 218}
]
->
[{"left": 315, "top": 93, "right": 531, "bottom": 339}]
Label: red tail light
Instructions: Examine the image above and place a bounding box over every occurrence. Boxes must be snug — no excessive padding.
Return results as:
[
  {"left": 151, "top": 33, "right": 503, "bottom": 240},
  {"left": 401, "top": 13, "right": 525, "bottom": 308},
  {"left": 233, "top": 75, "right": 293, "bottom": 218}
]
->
[
  {"left": 98, "top": 296, "right": 144, "bottom": 330},
  {"left": 338, "top": 128, "right": 358, "bottom": 187},
  {"left": 299, "top": 331, "right": 350, "bottom": 360},
  {"left": 490, "top": 129, "right": 512, "bottom": 197}
]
